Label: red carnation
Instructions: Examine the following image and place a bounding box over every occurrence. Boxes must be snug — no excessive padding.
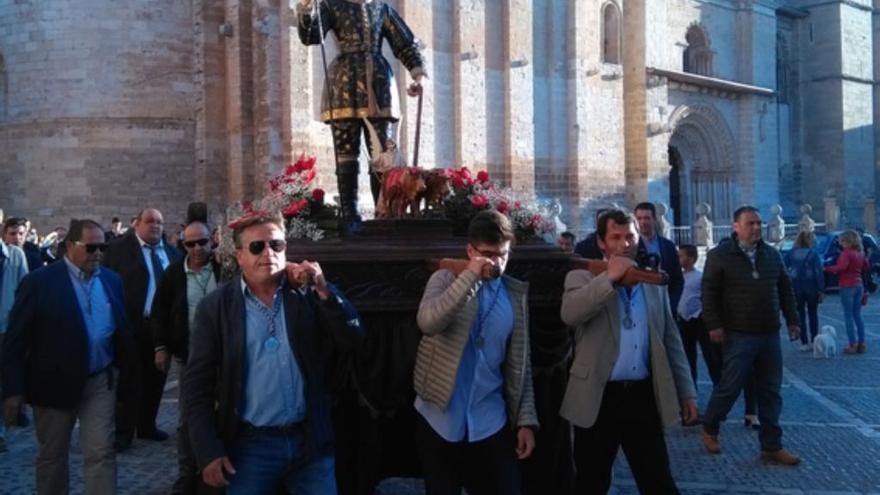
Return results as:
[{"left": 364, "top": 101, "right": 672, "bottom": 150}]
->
[
  {"left": 242, "top": 200, "right": 253, "bottom": 211},
  {"left": 470, "top": 195, "right": 489, "bottom": 208},
  {"left": 496, "top": 201, "right": 509, "bottom": 214},
  {"left": 476, "top": 170, "right": 490, "bottom": 184},
  {"left": 312, "top": 188, "right": 325, "bottom": 204},
  {"left": 282, "top": 199, "right": 309, "bottom": 218}
]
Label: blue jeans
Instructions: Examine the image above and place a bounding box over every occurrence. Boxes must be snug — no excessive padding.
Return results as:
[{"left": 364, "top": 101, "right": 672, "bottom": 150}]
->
[
  {"left": 839, "top": 286, "right": 865, "bottom": 345},
  {"left": 702, "top": 331, "right": 784, "bottom": 452},
  {"left": 228, "top": 428, "right": 336, "bottom": 495},
  {"left": 795, "top": 290, "right": 820, "bottom": 345}
]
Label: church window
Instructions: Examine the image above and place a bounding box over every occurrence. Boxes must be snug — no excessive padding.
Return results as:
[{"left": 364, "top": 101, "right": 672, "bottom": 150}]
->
[
  {"left": 683, "top": 25, "right": 712, "bottom": 76},
  {"left": 601, "top": 2, "right": 621, "bottom": 65}
]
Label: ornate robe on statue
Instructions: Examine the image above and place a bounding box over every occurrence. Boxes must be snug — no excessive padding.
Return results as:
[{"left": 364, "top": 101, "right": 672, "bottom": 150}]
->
[{"left": 297, "top": 0, "right": 425, "bottom": 122}]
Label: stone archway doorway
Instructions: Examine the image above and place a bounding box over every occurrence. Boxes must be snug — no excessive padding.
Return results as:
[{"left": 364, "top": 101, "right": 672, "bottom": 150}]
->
[{"left": 666, "top": 104, "right": 739, "bottom": 225}]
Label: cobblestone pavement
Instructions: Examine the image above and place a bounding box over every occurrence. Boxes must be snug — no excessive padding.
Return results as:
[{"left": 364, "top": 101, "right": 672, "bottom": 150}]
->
[{"left": 2, "top": 295, "right": 880, "bottom": 494}]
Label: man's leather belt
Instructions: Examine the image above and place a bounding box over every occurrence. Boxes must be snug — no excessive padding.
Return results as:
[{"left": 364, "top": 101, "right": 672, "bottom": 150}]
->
[
  {"left": 239, "top": 421, "right": 304, "bottom": 436},
  {"left": 606, "top": 378, "right": 650, "bottom": 390},
  {"left": 337, "top": 45, "right": 379, "bottom": 55}
]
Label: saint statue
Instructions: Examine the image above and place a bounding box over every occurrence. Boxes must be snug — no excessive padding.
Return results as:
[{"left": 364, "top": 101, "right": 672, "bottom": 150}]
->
[{"left": 297, "top": 0, "right": 426, "bottom": 232}]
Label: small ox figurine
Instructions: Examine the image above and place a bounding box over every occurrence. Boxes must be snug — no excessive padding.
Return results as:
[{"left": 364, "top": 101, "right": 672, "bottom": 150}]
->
[
  {"left": 377, "top": 167, "right": 426, "bottom": 218},
  {"left": 419, "top": 169, "right": 452, "bottom": 214}
]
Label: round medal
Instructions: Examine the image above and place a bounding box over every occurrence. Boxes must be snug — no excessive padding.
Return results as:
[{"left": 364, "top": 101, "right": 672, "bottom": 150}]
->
[{"left": 264, "top": 336, "right": 280, "bottom": 352}]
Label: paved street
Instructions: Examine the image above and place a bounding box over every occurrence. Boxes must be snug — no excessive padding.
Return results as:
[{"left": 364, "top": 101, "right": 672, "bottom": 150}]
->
[{"left": 2, "top": 294, "right": 880, "bottom": 494}]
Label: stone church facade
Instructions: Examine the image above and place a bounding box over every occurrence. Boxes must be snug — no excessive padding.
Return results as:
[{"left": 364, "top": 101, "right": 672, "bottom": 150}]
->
[{"left": 0, "top": 0, "right": 877, "bottom": 235}]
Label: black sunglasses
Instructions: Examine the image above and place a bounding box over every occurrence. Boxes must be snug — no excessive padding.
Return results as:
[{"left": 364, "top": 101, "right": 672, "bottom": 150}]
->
[
  {"left": 248, "top": 239, "right": 287, "bottom": 255},
  {"left": 183, "top": 238, "right": 210, "bottom": 249},
  {"left": 75, "top": 241, "right": 108, "bottom": 254}
]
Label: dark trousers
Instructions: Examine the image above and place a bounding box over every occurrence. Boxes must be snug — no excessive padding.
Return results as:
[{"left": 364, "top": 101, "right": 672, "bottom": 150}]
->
[
  {"left": 795, "top": 290, "right": 820, "bottom": 344},
  {"left": 415, "top": 413, "right": 521, "bottom": 495},
  {"left": 702, "top": 331, "right": 783, "bottom": 451},
  {"left": 117, "top": 318, "right": 167, "bottom": 439},
  {"left": 330, "top": 119, "right": 393, "bottom": 205},
  {"left": 678, "top": 316, "right": 723, "bottom": 387},
  {"left": 572, "top": 379, "right": 678, "bottom": 495}
]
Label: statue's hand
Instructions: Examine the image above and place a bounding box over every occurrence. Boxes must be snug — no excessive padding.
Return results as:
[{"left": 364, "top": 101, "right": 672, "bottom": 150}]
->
[
  {"left": 407, "top": 75, "right": 424, "bottom": 97},
  {"left": 300, "top": 0, "right": 313, "bottom": 9}
]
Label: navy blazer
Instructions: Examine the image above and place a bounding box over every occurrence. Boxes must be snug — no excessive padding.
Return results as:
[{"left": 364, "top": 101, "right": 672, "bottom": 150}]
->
[
  {"left": 103, "top": 233, "right": 182, "bottom": 329},
  {"left": 183, "top": 276, "right": 364, "bottom": 469},
  {"left": 639, "top": 236, "right": 684, "bottom": 313},
  {"left": 1, "top": 261, "right": 136, "bottom": 409}
]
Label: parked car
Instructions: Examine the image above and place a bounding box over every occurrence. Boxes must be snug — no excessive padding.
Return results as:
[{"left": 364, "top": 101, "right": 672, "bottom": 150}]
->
[{"left": 780, "top": 231, "right": 880, "bottom": 290}]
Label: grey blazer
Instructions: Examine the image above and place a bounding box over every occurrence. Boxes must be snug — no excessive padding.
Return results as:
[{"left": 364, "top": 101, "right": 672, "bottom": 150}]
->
[{"left": 559, "top": 269, "right": 696, "bottom": 429}]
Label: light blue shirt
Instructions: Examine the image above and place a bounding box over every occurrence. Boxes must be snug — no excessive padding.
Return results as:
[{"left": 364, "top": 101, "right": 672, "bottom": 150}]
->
[
  {"left": 677, "top": 269, "right": 703, "bottom": 320},
  {"left": 609, "top": 284, "right": 650, "bottom": 381},
  {"left": 136, "top": 235, "right": 170, "bottom": 317},
  {"left": 240, "top": 278, "right": 306, "bottom": 426},
  {"left": 0, "top": 241, "right": 28, "bottom": 334},
  {"left": 64, "top": 257, "right": 115, "bottom": 373},
  {"left": 415, "top": 278, "right": 513, "bottom": 442}
]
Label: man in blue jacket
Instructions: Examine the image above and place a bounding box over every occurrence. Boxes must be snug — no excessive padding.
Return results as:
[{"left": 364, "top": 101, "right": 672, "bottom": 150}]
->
[
  {"left": 183, "top": 214, "right": 363, "bottom": 494},
  {"left": 2, "top": 219, "right": 135, "bottom": 494},
  {"left": 634, "top": 202, "right": 684, "bottom": 312},
  {"left": 0, "top": 234, "right": 28, "bottom": 452}
]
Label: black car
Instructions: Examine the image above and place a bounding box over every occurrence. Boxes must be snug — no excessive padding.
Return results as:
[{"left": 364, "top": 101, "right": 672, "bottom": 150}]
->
[{"left": 780, "top": 231, "right": 880, "bottom": 290}]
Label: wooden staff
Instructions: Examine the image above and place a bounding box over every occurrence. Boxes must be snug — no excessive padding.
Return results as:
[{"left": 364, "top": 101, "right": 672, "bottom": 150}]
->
[
  {"left": 570, "top": 258, "right": 668, "bottom": 287},
  {"left": 427, "top": 258, "right": 501, "bottom": 280}
]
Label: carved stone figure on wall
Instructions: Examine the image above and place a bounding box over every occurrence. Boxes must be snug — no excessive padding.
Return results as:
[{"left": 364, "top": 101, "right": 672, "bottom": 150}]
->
[
  {"left": 297, "top": 0, "right": 426, "bottom": 232},
  {"left": 767, "top": 204, "right": 785, "bottom": 244}
]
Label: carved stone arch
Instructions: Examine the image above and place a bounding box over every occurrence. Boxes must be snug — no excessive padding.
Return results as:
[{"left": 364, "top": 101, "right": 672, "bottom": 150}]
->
[
  {"left": 666, "top": 103, "right": 739, "bottom": 223},
  {"left": 600, "top": 1, "right": 622, "bottom": 64}
]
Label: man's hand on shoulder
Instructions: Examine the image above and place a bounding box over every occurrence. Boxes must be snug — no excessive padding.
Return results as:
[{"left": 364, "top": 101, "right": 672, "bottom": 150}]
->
[{"left": 606, "top": 255, "right": 636, "bottom": 284}]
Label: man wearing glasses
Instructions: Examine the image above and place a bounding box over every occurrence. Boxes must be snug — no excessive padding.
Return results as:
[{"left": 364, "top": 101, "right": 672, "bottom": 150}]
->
[
  {"left": 150, "top": 221, "right": 222, "bottom": 494},
  {"left": 2, "top": 219, "right": 135, "bottom": 494},
  {"left": 104, "top": 208, "right": 182, "bottom": 450},
  {"left": 183, "top": 213, "right": 362, "bottom": 494},
  {"left": 413, "top": 210, "right": 537, "bottom": 495}
]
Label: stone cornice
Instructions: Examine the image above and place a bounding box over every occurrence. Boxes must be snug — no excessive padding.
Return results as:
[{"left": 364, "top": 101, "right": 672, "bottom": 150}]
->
[{"left": 647, "top": 67, "right": 776, "bottom": 97}]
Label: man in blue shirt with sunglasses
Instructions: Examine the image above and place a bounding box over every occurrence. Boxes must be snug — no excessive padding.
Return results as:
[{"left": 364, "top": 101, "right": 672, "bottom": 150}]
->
[
  {"left": 184, "top": 213, "right": 363, "bottom": 494},
  {"left": 2, "top": 219, "right": 135, "bottom": 494}
]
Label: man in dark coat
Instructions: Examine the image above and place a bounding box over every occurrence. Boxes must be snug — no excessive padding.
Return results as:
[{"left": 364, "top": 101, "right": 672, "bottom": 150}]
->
[
  {"left": 634, "top": 202, "right": 684, "bottom": 312},
  {"left": 151, "top": 221, "right": 222, "bottom": 495},
  {"left": 184, "top": 214, "right": 363, "bottom": 493},
  {"left": 103, "top": 208, "right": 182, "bottom": 450},
  {"left": 2, "top": 219, "right": 135, "bottom": 494}
]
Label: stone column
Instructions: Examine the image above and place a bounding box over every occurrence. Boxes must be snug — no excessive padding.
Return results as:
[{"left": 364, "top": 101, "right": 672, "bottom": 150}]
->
[
  {"left": 458, "top": 0, "right": 488, "bottom": 172},
  {"left": 865, "top": 197, "right": 877, "bottom": 234},
  {"left": 622, "top": 0, "right": 648, "bottom": 207},
  {"left": 824, "top": 194, "right": 840, "bottom": 231},
  {"left": 398, "top": 0, "right": 437, "bottom": 170},
  {"left": 504, "top": 0, "right": 535, "bottom": 194},
  {"left": 224, "top": 0, "right": 257, "bottom": 201}
]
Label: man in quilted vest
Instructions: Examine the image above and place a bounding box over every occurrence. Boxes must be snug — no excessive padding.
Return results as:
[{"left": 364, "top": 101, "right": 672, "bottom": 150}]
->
[{"left": 413, "top": 210, "right": 537, "bottom": 495}]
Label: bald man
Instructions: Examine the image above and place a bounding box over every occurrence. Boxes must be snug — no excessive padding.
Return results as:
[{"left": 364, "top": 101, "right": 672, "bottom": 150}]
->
[
  {"left": 104, "top": 208, "right": 183, "bottom": 451},
  {"left": 151, "top": 221, "right": 222, "bottom": 494}
]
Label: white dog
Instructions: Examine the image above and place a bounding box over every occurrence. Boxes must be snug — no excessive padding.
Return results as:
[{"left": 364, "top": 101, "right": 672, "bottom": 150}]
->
[{"left": 813, "top": 325, "right": 838, "bottom": 359}]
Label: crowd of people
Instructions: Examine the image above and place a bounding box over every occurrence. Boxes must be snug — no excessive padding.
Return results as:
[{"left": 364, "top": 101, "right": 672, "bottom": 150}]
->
[{"left": 0, "top": 201, "right": 873, "bottom": 494}]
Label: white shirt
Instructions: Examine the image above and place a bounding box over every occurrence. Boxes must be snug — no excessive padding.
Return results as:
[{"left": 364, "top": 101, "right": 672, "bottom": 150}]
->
[{"left": 677, "top": 269, "right": 703, "bottom": 320}]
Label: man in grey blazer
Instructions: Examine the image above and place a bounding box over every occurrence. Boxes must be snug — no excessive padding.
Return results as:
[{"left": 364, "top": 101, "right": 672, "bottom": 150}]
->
[{"left": 560, "top": 208, "right": 697, "bottom": 494}]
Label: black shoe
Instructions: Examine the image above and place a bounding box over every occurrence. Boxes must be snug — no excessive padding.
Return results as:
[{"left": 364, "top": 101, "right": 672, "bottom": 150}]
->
[
  {"left": 136, "top": 428, "right": 170, "bottom": 441},
  {"left": 114, "top": 433, "right": 133, "bottom": 452}
]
